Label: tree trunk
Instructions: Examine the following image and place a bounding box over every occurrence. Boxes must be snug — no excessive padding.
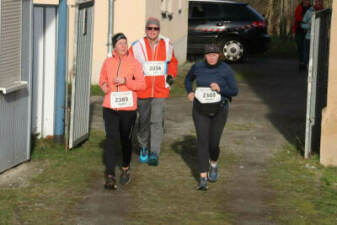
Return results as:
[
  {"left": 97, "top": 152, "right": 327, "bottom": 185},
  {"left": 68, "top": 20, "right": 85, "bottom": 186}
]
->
[{"left": 245, "top": 0, "right": 333, "bottom": 36}]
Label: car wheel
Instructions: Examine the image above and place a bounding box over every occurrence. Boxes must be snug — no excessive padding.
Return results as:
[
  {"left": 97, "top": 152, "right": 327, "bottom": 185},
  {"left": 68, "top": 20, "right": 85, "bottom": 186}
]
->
[{"left": 220, "top": 38, "right": 244, "bottom": 63}]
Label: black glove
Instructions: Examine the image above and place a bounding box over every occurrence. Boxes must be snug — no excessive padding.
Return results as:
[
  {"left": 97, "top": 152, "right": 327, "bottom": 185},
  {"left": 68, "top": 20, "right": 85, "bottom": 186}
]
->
[{"left": 166, "top": 75, "right": 174, "bottom": 86}]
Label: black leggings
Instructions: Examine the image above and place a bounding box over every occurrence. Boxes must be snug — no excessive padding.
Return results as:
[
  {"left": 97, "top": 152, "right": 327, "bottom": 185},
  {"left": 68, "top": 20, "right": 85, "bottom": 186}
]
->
[
  {"left": 192, "top": 104, "right": 228, "bottom": 173},
  {"left": 103, "top": 108, "right": 136, "bottom": 176}
]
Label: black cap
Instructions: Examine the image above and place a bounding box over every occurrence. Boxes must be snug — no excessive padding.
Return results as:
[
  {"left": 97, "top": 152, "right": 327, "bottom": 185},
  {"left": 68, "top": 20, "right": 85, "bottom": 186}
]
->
[
  {"left": 112, "top": 33, "right": 127, "bottom": 47},
  {"left": 204, "top": 43, "right": 220, "bottom": 54}
]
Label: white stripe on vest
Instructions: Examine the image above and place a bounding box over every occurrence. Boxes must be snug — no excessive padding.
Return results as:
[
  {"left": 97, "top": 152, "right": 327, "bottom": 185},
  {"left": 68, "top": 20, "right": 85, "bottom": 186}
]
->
[{"left": 131, "top": 35, "right": 173, "bottom": 70}]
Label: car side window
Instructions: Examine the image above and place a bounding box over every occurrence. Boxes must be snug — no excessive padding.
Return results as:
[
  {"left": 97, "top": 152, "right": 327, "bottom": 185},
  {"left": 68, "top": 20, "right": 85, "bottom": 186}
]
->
[
  {"left": 221, "top": 4, "right": 260, "bottom": 21},
  {"left": 204, "top": 3, "right": 222, "bottom": 19},
  {"left": 190, "top": 3, "right": 206, "bottom": 19}
]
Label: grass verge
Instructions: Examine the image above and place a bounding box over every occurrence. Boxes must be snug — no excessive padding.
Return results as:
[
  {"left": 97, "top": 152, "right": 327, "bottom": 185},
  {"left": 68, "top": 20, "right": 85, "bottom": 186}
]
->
[
  {"left": 0, "top": 131, "right": 237, "bottom": 225},
  {"left": 0, "top": 131, "right": 105, "bottom": 225},
  {"left": 265, "top": 144, "right": 337, "bottom": 225},
  {"left": 91, "top": 84, "right": 104, "bottom": 96},
  {"left": 170, "top": 62, "right": 194, "bottom": 97}
]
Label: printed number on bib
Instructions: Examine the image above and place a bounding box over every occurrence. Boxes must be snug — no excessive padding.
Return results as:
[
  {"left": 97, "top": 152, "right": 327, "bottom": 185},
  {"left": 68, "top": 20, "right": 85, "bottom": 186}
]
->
[
  {"left": 143, "top": 61, "right": 166, "bottom": 76},
  {"left": 195, "top": 87, "right": 221, "bottom": 104},
  {"left": 110, "top": 91, "right": 133, "bottom": 108}
]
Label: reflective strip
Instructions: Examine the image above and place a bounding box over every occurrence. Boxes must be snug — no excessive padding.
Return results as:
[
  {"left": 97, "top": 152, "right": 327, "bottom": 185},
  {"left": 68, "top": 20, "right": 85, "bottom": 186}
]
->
[{"left": 132, "top": 35, "right": 173, "bottom": 72}]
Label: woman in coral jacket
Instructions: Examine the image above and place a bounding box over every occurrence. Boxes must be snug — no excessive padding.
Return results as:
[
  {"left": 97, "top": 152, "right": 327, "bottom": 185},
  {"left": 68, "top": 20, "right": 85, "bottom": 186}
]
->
[{"left": 99, "top": 33, "right": 146, "bottom": 190}]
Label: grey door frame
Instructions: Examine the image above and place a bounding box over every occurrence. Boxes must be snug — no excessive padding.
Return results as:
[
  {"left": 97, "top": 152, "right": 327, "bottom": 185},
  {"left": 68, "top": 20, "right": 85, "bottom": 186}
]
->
[{"left": 304, "top": 9, "right": 331, "bottom": 158}]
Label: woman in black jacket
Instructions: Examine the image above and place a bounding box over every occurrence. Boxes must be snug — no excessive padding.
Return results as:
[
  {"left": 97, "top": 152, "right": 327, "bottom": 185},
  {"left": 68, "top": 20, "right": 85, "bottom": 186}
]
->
[{"left": 184, "top": 44, "right": 238, "bottom": 191}]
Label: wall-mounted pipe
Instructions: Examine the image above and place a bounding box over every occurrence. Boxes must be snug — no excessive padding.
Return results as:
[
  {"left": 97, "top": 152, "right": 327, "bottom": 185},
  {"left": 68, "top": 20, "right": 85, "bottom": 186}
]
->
[
  {"left": 107, "top": 0, "right": 114, "bottom": 57},
  {"left": 54, "top": 0, "right": 67, "bottom": 143}
]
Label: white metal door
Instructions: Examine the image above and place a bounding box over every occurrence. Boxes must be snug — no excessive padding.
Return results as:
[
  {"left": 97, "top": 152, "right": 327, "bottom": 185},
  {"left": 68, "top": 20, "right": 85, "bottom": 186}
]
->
[{"left": 67, "top": 1, "right": 94, "bottom": 149}]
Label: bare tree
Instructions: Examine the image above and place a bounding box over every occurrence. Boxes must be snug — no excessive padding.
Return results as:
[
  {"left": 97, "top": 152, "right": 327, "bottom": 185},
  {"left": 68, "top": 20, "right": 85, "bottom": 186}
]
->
[{"left": 244, "top": 0, "right": 333, "bottom": 37}]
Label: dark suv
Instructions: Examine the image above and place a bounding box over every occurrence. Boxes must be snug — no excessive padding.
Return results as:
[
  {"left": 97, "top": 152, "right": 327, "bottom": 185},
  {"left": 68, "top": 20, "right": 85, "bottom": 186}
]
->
[{"left": 187, "top": 0, "right": 270, "bottom": 63}]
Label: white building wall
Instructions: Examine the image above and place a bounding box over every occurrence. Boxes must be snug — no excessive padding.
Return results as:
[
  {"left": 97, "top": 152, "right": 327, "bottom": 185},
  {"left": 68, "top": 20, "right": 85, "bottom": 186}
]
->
[
  {"left": 66, "top": 0, "right": 188, "bottom": 84},
  {"left": 146, "top": 0, "right": 188, "bottom": 64}
]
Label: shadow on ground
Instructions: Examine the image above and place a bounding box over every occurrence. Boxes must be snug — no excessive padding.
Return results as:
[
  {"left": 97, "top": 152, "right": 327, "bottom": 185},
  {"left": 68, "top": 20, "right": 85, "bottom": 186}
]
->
[
  {"left": 170, "top": 135, "right": 199, "bottom": 181},
  {"left": 231, "top": 57, "right": 308, "bottom": 153}
]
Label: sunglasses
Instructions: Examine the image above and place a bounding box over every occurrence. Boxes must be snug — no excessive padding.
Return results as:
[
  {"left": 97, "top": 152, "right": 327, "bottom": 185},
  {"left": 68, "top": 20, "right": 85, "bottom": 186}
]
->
[{"left": 146, "top": 27, "right": 160, "bottom": 31}]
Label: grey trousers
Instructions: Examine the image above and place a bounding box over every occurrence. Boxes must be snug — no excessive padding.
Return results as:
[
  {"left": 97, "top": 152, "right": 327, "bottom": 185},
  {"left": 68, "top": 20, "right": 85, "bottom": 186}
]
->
[{"left": 137, "top": 98, "right": 165, "bottom": 154}]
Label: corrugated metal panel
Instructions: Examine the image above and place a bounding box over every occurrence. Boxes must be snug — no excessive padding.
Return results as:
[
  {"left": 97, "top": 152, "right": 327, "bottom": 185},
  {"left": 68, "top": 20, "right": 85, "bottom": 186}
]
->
[
  {"left": 69, "top": 2, "right": 94, "bottom": 149},
  {"left": 0, "top": 0, "right": 22, "bottom": 87},
  {"left": 43, "top": 7, "right": 57, "bottom": 136},
  {"left": 32, "top": 7, "right": 44, "bottom": 135},
  {"left": 31, "top": 6, "right": 57, "bottom": 137},
  {"left": 0, "top": 75, "right": 30, "bottom": 173},
  {"left": 0, "top": 0, "right": 32, "bottom": 173}
]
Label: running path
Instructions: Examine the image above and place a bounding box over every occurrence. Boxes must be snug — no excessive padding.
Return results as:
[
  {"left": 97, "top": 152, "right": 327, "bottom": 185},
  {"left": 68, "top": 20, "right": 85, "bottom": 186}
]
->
[{"left": 73, "top": 58, "right": 305, "bottom": 225}]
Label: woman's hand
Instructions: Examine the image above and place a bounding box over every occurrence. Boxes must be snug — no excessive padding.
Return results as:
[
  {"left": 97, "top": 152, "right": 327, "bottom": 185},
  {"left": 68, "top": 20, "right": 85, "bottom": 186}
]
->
[
  {"left": 188, "top": 92, "right": 195, "bottom": 102},
  {"left": 101, "top": 83, "right": 110, "bottom": 94},
  {"left": 210, "top": 83, "right": 220, "bottom": 92},
  {"left": 113, "top": 77, "right": 126, "bottom": 86}
]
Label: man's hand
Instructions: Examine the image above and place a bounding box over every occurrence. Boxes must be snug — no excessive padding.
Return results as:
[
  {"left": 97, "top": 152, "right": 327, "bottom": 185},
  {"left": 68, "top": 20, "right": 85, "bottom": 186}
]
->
[
  {"left": 166, "top": 75, "right": 174, "bottom": 86},
  {"left": 210, "top": 83, "right": 220, "bottom": 92},
  {"left": 187, "top": 92, "right": 195, "bottom": 102}
]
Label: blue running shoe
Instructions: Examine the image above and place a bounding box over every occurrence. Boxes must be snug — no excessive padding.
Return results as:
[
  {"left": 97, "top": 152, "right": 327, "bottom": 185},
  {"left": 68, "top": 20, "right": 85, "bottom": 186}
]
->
[
  {"left": 208, "top": 164, "right": 218, "bottom": 183},
  {"left": 148, "top": 152, "right": 158, "bottom": 166},
  {"left": 139, "top": 147, "right": 149, "bottom": 163}
]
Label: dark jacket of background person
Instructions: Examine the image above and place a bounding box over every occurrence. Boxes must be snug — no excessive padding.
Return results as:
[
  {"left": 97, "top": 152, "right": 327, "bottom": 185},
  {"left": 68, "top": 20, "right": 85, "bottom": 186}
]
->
[{"left": 184, "top": 61, "right": 238, "bottom": 102}]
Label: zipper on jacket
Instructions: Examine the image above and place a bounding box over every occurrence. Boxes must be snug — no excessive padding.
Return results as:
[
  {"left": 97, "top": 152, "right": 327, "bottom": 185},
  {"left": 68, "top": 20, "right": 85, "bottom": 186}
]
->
[
  {"left": 115, "top": 56, "right": 122, "bottom": 111},
  {"left": 151, "top": 43, "right": 159, "bottom": 98}
]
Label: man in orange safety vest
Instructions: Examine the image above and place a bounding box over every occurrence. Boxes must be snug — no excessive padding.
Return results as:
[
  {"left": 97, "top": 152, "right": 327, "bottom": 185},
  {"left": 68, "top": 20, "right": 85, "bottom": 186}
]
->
[{"left": 129, "top": 17, "right": 178, "bottom": 166}]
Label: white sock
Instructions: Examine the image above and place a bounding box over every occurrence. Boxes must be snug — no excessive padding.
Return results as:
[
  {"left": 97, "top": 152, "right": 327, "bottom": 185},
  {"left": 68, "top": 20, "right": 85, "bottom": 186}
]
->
[{"left": 210, "top": 161, "right": 217, "bottom": 168}]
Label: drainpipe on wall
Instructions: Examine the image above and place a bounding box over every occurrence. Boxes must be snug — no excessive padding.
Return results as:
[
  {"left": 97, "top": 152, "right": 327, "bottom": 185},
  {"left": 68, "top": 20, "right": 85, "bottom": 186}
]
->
[
  {"left": 108, "top": 0, "right": 114, "bottom": 57},
  {"left": 54, "top": 0, "right": 67, "bottom": 143}
]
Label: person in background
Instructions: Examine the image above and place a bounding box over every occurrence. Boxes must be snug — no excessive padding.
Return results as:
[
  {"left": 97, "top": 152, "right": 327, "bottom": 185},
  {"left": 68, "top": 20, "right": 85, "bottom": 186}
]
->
[
  {"left": 292, "top": 0, "right": 311, "bottom": 71},
  {"left": 184, "top": 43, "right": 238, "bottom": 191},
  {"left": 129, "top": 17, "right": 178, "bottom": 166},
  {"left": 99, "top": 33, "right": 146, "bottom": 190},
  {"left": 301, "top": 0, "right": 324, "bottom": 68}
]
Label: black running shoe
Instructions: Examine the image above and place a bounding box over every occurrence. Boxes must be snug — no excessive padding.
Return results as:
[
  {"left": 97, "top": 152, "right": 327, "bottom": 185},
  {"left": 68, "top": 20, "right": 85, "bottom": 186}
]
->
[
  {"left": 104, "top": 174, "right": 117, "bottom": 190},
  {"left": 119, "top": 167, "right": 131, "bottom": 185},
  {"left": 197, "top": 177, "right": 208, "bottom": 191}
]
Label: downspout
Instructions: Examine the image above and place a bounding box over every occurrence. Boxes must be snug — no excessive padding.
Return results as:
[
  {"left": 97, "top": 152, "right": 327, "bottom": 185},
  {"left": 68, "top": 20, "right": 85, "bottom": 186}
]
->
[
  {"left": 54, "top": 0, "right": 67, "bottom": 143},
  {"left": 108, "top": 0, "right": 114, "bottom": 57}
]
